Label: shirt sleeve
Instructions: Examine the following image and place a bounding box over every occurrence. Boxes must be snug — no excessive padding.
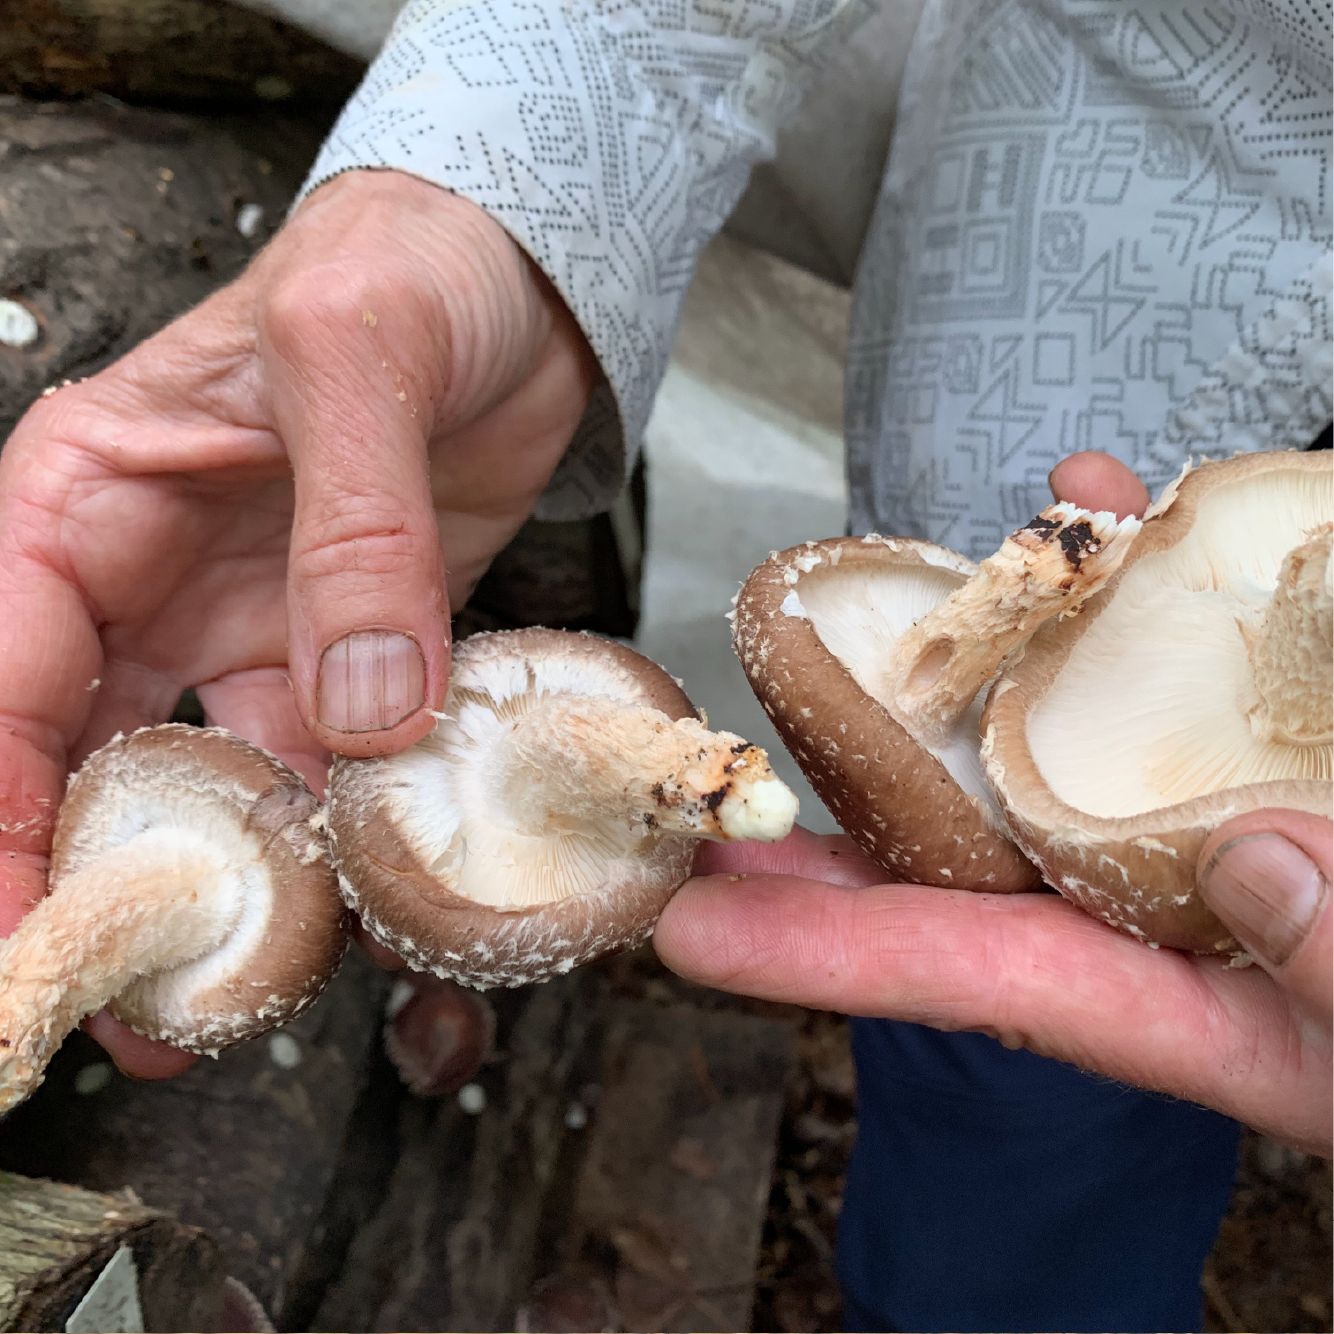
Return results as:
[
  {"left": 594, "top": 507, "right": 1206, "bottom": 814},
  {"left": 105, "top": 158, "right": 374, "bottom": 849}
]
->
[{"left": 297, "top": 0, "right": 865, "bottom": 519}]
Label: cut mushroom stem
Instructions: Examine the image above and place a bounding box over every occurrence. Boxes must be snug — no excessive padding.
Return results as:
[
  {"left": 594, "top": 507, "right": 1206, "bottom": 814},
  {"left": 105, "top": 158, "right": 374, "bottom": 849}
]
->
[
  {"left": 0, "top": 841, "right": 233, "bottom": 1114},
  {"left": 882, "top": 503, "right": 1142, "bottom": 748},
  {"left": 487, "top": 695, "right": 798, "bottom": 842},
  {"left": 1243, "top": 523, "right": 1332, "bottom": 746}
]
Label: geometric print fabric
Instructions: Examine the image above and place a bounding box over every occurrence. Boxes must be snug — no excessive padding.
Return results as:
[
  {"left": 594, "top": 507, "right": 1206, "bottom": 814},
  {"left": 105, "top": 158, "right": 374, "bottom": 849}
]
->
[{"left": 304, "top": 0, "right": 1332, "bottom": 549}]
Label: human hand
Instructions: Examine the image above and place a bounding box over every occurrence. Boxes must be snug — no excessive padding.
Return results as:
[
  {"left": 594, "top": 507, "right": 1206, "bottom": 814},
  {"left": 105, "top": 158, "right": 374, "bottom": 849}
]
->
[
  {"left": 655, "top": 816, "right": 1331, "bottom": 1154},
  {"left": 0, "top": 169, "right": 598, "bottom": 1077},
  {"left": 654, "top": 452, "right": 1333, "bottom": 1155}
]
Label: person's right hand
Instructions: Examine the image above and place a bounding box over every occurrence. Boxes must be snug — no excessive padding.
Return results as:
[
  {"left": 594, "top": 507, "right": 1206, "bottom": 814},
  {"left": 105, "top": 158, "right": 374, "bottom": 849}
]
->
[{"left": 0, "top": 168, "right": 598, "bottom": 1075}]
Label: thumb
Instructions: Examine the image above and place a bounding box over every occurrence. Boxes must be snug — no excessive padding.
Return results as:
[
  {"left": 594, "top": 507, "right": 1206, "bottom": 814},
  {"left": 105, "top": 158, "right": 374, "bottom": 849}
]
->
[
  {"left": 1198, "top": 809, "right": 1332, "bottom": 1027},
  {"left": 261, "top": 270, "right": 450, "bottom": 758},
  {"left": 1048, "top": 450, "right": 1150, "bottom": 519}
]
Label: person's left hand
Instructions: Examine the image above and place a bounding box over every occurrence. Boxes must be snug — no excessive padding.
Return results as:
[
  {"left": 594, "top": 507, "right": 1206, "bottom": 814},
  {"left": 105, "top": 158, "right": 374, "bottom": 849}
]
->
[{"left": 653, "top": 452, "right": 1333, "bottom": 1156}]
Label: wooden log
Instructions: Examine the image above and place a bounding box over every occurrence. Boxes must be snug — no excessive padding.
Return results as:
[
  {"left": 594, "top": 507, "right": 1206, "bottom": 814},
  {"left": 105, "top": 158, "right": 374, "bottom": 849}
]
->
[
  {"left": 528, "top": 1000, "right": 794, "bottom": 1333},
  {"left": 0, "top": 951, "right": 391, "bottom": 1327},
  {"left": 0, "top": 96, "right": 331, "bottom": 445},
  {"left": 1, "top": 1, "right": 363, "bottom": 109},
  {"left": 308, "top": 975, "right": 793, "bottom": 1333},
  {"left": 0, "top": 1171, "right": 228, "bottom": 1332},
  {"left": 306, "top": 968, "right": 609, "bottom": 1332}
]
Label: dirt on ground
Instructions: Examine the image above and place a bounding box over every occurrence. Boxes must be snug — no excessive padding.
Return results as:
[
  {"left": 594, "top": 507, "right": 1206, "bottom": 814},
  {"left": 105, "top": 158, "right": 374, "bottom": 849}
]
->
[{"left": 754, "top": 1008, "right": 1333, "bottom": 1334}]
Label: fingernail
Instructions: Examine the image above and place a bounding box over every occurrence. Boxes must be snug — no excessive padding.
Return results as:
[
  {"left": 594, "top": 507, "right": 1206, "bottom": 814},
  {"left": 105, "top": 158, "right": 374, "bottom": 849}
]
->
[
  {"left": 1199, "top": 835, "right": 1327, "bottom": 966},
  {"left": 318, "top": 631, "right": 425, "bottom": 733}
]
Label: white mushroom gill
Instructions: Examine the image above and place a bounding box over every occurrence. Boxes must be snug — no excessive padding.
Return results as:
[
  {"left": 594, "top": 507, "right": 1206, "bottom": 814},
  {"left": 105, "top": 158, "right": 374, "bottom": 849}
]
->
[
  {"left": 1027, "top": 468, "right": 1333, "bottom": 819},
  {"left": 381, "top": 654, "right": 797, "bottom": 912},
  {"left": 795, "top": 561, "right": 1003, "bottom": 822}
]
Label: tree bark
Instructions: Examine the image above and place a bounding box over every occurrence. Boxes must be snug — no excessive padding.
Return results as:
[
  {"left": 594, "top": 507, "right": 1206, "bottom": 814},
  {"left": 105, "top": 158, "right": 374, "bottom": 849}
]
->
[
  {"left": 305, "top": 968, "right": 610, "bottom": 1333},
  {"left": 3, "top": 1, "right": 362, "bottom": 109},
  {"left": 0, "top": 951, "right": 391, "bottom": 1327},
  {"left": 0, "top": 96, "right": 334, "bottom": 444},
  {"left": 0, "top": 1171, "right": 229, "bottom": 1332},
  {"left": 306, "top": 971, "right": 794, "bottom": 1333},
  {"left": 530, "top": 1000, "right": 793, "bottom": 1333}
]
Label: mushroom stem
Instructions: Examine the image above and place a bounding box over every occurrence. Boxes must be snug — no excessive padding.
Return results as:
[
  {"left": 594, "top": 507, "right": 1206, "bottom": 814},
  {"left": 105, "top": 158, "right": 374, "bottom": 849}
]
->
[
  {"left": 881, "top": 504, "right": 1142, "bottom": 748},
  {"left": 488, "top": 695, "right": 798, "bottom": 842},
  {"left": 0, "top": 838, "right": 234, "bottom": 1113},
  {"left": 1244, "top": 523, "right": 1333, "bottom": 746}
]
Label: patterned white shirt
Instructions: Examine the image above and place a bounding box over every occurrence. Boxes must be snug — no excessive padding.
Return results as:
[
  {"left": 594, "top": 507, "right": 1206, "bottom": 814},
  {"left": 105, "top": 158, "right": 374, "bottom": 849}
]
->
[{"left": 302, "top": 0, "right": 1332, "bottom": 556}]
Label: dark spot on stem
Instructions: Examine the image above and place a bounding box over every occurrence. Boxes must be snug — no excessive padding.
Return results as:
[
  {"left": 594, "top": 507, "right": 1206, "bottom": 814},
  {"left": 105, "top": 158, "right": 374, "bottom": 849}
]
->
[
  {"left": 1022, "top": 515, "right": 1060, "bottom": 534},
  {"left": 703, "top": 786, "right": 730, "bottom": 812},
  {"left": 1058, "top": 521, "right": 1095, "bottom": 568}
]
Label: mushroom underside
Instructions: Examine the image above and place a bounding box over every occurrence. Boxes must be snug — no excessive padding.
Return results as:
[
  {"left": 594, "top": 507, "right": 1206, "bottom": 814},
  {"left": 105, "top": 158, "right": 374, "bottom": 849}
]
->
[
  {"left": 734, "top": 539, "right": 1041, "bottom": 891},
  {"left": 986, "top": 454, "right": 1333, "bottom": 952},
  {"left": 0, "top": 726, "right": 344, "bottom": 1113},
  {"left": 51, "top": 726, "right": 345, "bottom": 1049},
  {"left": 328, "top": 629, "right": 791, "bottom": 987},
  {"left": 1026, "top": 469, "right": 1330, "bottom": 820}
]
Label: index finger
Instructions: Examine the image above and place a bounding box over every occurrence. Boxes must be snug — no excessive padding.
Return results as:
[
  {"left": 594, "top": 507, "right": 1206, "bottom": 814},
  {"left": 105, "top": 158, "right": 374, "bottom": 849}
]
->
[
  {"left": 654, "top": 871, "right": 1331, "bottom": 1152},
  {"left": 0, "top": 513, "right": 102, "bottom": 930},
  {"left": 0, "top": 422, "right": 202, "bottom": 1080}
]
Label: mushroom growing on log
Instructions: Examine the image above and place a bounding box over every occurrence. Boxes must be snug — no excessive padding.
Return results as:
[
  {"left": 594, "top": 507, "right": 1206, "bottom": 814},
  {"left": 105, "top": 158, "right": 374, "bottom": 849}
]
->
[
  {"left": 733, "top": 505, "right": 1140, "bottom": 889},
  {"left": 0, "top": 725, "right": 347, "bottom": 1113},
  {"left": 383, "top": 972, "right": 496, "bottom": 1097},
  {"left": 327, "top": 629, "right": 798, "bottom": 988},
  {"left": 983, "top": 450, "right": 1333, "bottom": 953}
]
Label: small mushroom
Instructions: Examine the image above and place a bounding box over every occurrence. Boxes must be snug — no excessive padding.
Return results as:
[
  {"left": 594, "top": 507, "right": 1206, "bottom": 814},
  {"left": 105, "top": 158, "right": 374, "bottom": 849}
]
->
[
  {"left": 327, "top": 629, "right": 798, "bottom": 987},
  {"left": 0, "top": 725, "right": 346, "bottom": 1113},
  {"left": 982, "top": 450, "right": 1333, "bottom": 952},
  {"left": 733, "top": 505, "right": 1140, "bottom": 889},
  {"left": 383, "top": 971, "right": 496, "bottom": 1097}
]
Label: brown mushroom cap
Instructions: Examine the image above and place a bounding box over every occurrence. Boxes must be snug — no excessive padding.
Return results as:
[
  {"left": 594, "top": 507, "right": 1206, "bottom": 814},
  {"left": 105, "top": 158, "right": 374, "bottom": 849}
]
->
[
  {"left": 328, "top": 628, "right": 797, "bottom": 988},
  {"left": 733, "top": 536, "right": 1041, "bottom": 891},
  {"left": 0, "top": 724, "right": 346, "bottom": 1112},
  {"left": 51, "top": 725, "right": 347, "bottom": 1048},
  {"left": 982, "top": 450, "right": 1333, "bottom": 952}
]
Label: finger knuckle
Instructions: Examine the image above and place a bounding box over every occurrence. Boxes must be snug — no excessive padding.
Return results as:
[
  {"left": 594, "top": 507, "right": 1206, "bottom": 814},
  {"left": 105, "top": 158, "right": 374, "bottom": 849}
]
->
[
  {"left": 262, "top": 262, "right": 419, "bottom": 363},
  {"left": 293, "top": 506, "right": 426, "bottom": 587}
]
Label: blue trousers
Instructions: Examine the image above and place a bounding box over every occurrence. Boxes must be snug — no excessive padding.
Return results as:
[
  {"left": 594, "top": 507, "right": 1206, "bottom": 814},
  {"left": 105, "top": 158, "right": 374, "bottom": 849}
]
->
[{"left": 837, "top": 1020, "right": 1241, "bottom": 1333}]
